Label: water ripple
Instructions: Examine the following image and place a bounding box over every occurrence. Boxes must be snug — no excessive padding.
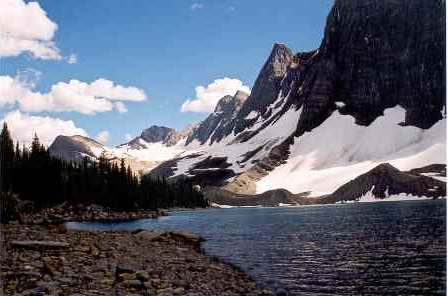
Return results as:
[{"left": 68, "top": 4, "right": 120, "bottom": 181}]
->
[{"left": 67, "top": 200, "right": 446, "bottom": 295}]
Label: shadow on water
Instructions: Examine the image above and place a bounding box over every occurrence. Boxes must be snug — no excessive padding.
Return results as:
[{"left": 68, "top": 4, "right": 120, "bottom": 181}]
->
[{"left": 66, "top": 200, "right": 447, "bottom": 295}]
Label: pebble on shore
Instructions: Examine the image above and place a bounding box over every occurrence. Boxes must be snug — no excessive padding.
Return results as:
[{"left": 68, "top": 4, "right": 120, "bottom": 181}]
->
[{"left": 0, "top": 224, "right": 274, "bottom": 296}]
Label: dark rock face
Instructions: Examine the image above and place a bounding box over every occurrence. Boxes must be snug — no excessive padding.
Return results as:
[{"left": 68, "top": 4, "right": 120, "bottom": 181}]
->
[
  {"left": 407, "top": 163, "right": 446, "bottom": 177},
  {"left": 186, "top": 91, "right": 249, "bottom": 145},
  {"left": 321, "top": 163, "right": 446, "bottom": 203},
  {"left": 49, "top": 135, "right": 105, "bottom": 161},
  {"left": 141, "top": 126, "right": 174, "bottom": 143},
  {"left": 315, "top": 0, "right": 445, "bottom": 129}
]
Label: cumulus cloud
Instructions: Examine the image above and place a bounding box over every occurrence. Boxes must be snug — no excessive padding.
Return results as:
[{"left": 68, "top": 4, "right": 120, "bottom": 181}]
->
[
  {"left": 95, "top": 130, "right": 110, "bottom": 144},
  {"left": 181, "top": 77, "right": 250, "bottom": 113},
  {"left": 0, "top": 75, "right": 146, "bottom": 115},
  {"left": 1, "top": 110, "right": 87, "bottom": 146},
  {"left": 0, "top": 0, "right": 61, "bottom": 60},
  {"left": 191, "top": 3, "right": 204, "bottom": 11}
]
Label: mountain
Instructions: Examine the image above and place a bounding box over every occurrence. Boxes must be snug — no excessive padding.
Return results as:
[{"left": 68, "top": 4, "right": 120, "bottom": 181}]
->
[
  {"left": 121, "top": 124, "right": 197, "bottom": 149},
  {"left": 49, "top": 124, "right": 196, "bottom": 174},
  {"left": 321, "top": 163, "right": 446, "bottom": 203},
  {"left": 48, "top": 0, "right": 445, "bottom": 205},
  {"left": 49, "top": 135, "right": 106, "bottom": 161},
  {"left": 151, "top": 0, "right": 446, "bottom": 202}
]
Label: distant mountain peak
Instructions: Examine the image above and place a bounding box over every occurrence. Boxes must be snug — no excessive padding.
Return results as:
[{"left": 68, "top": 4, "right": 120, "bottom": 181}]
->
[{"left": 49, "top": 134, "right": 105, "bottom": 161}]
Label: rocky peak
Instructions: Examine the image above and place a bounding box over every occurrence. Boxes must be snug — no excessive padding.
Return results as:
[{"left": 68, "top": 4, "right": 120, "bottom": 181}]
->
[
  {"left": 186, "top": 91, "right": 249, "bottom": 145},
  {"left": 140, "top": 126, "right": 176, "bottom": 143},
  {"left": 269, "top": 43, "right": 294, "bottom": 77},
  {"left": 232, "top": 43, "right": 294, "bottom": 134},
  {"left": 214, "top": 95, "right": 234, "bottom": 113},
  {"left": 121, "top": 124, "right": 197, "bottom": 149}
]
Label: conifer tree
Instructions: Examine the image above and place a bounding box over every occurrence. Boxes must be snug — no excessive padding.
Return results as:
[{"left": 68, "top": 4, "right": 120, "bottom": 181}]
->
[{"left": 0, "top": 123, "right": 15, "bottom": 192}]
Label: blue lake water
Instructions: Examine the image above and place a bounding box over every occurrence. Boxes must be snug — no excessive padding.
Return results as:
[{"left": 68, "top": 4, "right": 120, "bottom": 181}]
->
[{"left": 66, "top": 200, "right": 446, "bottom": 295}]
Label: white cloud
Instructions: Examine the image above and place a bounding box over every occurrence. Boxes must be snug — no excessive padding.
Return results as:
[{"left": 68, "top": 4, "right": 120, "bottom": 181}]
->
[
  {"left": 15, "top": 68, "right": 42, "bottom": 88},
  {"left": 67, "top": 54, "right": 77, "bottom": 64},
  {"left": 114, "top": 102, "right": 128, "bottom": 113},
  {"left": 181, "top": 77, "right": 250, "bottom": 113},
  {"left": 95, "top": 130, "right": 110, "bottom": 144},
  {"left": 86, "top": 78, "right": 145, "bottom": 102},
  {"left": 0, "top": 75, "right": 146, "bottom": 115},
  {"left": 191, "top": 3, "right": 204, "bottom": 11},
  {"left": 1, "top": 110, "right": 87, "bottom": 146},
  {"left": 125, "top": 134, "right": 133, "bottom": 141},
  {"left": 0, "top": 0, "right": 61, "bottom": 60}
]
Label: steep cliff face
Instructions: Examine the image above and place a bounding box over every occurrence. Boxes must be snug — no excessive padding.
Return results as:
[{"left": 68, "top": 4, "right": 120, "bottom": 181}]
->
[{"left": 296, "top": 0, "right": 446, "bottom": 131}]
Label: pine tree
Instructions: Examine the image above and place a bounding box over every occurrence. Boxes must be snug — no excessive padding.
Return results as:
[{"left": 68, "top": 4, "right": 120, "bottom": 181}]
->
[{"left": 0, "top": 123, "right": 15, "bottom": 192}]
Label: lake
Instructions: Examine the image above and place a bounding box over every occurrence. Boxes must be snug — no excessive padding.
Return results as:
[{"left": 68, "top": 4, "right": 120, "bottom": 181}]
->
[{"left": 66, "top": 200, "right": 446, "bottom": 295}]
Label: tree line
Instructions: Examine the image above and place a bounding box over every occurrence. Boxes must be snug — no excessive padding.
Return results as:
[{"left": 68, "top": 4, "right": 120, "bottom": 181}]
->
[{"left": 0, "top": 123, "right": 208, "bottom": 214}]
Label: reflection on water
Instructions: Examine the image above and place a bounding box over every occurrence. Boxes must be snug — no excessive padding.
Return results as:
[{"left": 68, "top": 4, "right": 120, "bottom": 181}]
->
[{"left": 67, "top": 200, "right": 446, "bottom": 295}]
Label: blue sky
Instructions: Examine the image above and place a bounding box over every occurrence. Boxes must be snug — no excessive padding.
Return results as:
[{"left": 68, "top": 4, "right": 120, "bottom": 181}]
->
[{"left": 1, "top": 0, "right": 334, "bottom": 146}]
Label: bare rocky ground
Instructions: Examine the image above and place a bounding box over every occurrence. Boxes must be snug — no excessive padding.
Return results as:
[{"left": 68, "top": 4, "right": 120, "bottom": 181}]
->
[{"left": 0, "top": 224, "right": 273, "bottom": 296}]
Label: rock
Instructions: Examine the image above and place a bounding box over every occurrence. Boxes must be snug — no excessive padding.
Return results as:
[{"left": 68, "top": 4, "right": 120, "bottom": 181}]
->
[
  {"left": 11, "top": 240, "right": 69, "bottom": 250},
  {"left": 135, "top": 270, "right": 150, "bottom": 281},
  {"left": 157, "top": 287, "right": 174, "bottom": 295},
  {"left": 122, "top": 279, "right": 142, "bottom": 288},
  {"left": 173, "top": 287, "right": 185, "bottom": 295},
  {"left": 118, "top": 272, "right": 136, "bottom": 281},
  {"left": 89, "top": 245, "right": 100, "bottom": 257},
  {"left": 134, "top": 230, "right": 165, "bottom": 241},
  {"left": 168, "top": 231, "right": 204, "bottom": 245}
]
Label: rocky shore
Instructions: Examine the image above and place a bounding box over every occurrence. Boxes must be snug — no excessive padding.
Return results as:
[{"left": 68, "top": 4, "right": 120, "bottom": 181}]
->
[
  {"left": 0, "top": 224, "right": 273, "bottom": 296},
  {"left": 6, "top": 198, "right": 163, "bottom": 225}
]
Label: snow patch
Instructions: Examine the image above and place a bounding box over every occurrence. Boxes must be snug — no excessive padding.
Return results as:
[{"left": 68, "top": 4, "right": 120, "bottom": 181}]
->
[
  {"left": 245, "top": 110, "right": 259, "bottom": 120},
  {"left": 335, "top": 101, "right": 346, "bottom": 108},
  {"left": 113, "top": 140, "right": 186, "bottom": 162},
  {"left": 174, "top": 106, "right": 302, "bottom": 177},
  {"left": 257, "top": 106, "right": 446, "bottom": 195}
]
